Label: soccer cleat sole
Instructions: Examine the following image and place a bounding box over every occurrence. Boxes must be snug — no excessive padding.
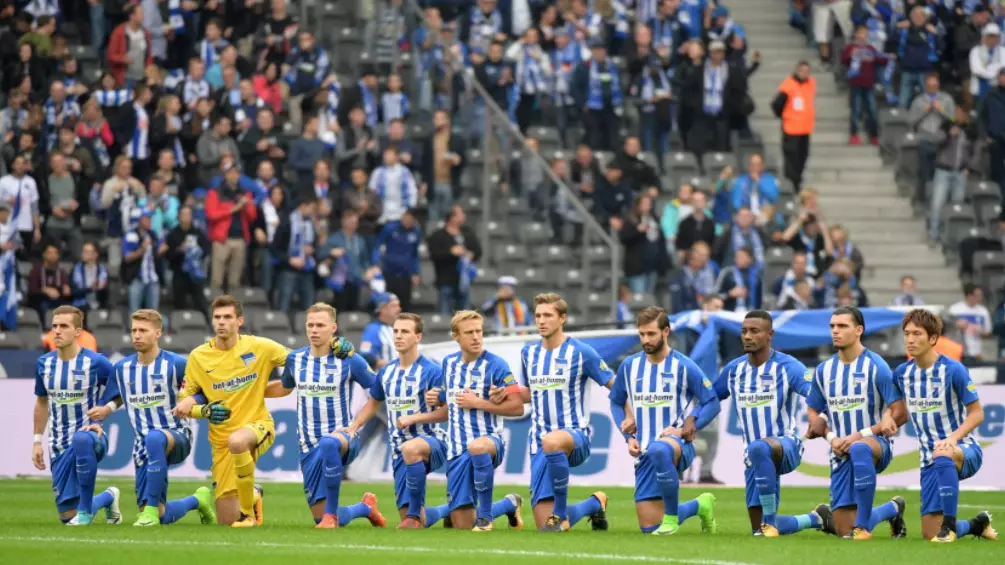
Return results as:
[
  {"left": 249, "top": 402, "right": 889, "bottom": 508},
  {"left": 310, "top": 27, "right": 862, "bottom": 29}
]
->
[
  {"left": 253, "top": 484, "right": 264, "bottom": 526},
  {"left": 589, "top": 491, "right": 609, "bottom": 532},
  {"left": 505, "top": 494, "right": 524, "bottom": 530},
  {"left": 362, "top": 492, "right": 386, "bottom": 528},
  {"left": 107, "top": 487, "right": 122, "bottom": 524},
  {"left": 315, "top": 514, "right": 338, "bottom": 529},
  {"left": 889, "top": 496, "right": 907, "bottom": 539}
]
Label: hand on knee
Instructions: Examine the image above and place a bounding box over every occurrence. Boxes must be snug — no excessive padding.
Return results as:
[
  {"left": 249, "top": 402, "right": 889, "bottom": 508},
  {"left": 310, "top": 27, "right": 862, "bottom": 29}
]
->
[{"left": 319, "top": 435, "right": 341, "bottom": 455}]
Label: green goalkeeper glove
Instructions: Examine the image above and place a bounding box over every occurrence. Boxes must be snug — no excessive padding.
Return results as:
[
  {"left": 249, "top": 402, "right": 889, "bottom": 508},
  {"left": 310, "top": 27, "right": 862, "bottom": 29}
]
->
[
  {"left": 331, "top": 336, "right": 355, "bottom": 359},
  {"left": 200, "top": 400, "right": 231, "bottom": 424}
]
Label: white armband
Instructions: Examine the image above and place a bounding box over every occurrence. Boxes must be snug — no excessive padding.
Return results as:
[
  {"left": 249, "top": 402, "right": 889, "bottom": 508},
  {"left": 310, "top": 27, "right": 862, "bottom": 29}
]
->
[
  {"left": 860, "top": 427, "right": 875, "bottom": 438},
  {"left": 104, "top": 401, "right": 118, "bottom": 412},
  {"left": 826, "top": 432, "right": 837, "bottom": 442},
  {"left": 818, "top": 413, "right": 829, "bottom": 424},
  {"left": 33, "top": 433, "right": 44, "bottom": 444}
]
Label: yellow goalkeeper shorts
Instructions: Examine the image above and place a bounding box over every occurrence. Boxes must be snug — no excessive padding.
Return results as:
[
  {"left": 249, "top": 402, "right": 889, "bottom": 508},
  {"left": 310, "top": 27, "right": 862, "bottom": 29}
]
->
[{"left": 210, "top": 420, "right": 275, "bottom": 500}]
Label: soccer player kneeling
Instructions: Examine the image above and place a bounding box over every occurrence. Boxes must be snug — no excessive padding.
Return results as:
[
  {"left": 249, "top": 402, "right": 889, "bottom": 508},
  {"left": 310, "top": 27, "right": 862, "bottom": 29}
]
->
[
  {"left": 609, "top": 307, "right": 719, "bottom": 535},
  {"left": 265, "top": 303, "right": 385, "bottom": 528},
  {"left": 895, "top": 309, "right": 997, "bottom": 542}
]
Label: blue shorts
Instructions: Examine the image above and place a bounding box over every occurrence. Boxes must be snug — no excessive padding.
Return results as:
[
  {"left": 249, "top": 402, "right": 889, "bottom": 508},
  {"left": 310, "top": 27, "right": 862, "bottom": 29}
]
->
[
  {"left": 743, "top": 436, "right": 804, "bottom": 509},
  {"left": 919, "top": 442, "right": 984, "bottom": 516},
  {"left": 300, "top": 433, "right": 362, "bottom": 506},
  {"left": 446, "top": 435, "right": 505, "bottom": 511},
  {"left": 51, "top": 430, "right": 108, "bottom": 514},
  {"left": 135, "top": 430, "right": 193, "bottom": 506},
  {"left": 634, "top": 437, "right": 696, "bottom": 504},
  {"left": 529, "top": 429, "right": 592, "bottom": 506},
  {"left": 830, "top": 436, "right": 893, "bottom": 510},
  {"left": 392, "top": 435, "right": 449, "bottom": 509}
]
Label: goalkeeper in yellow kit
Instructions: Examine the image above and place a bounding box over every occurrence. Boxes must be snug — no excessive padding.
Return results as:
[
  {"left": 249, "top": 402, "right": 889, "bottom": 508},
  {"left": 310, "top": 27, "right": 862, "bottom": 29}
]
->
[{"left": 172, "top": 295, "right": 289, "bottom": 528}]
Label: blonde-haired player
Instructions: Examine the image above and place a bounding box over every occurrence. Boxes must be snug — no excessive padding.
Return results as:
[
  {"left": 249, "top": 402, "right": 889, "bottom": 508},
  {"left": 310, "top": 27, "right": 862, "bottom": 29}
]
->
[{"left": 173, "top": 295, "right": 291, "bottom": 527}]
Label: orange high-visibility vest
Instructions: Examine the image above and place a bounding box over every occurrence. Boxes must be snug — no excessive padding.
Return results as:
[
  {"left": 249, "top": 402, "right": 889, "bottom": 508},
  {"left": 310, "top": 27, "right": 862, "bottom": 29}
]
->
[{"left": 778, "top": 76, "right": 816, "bottom": 136}]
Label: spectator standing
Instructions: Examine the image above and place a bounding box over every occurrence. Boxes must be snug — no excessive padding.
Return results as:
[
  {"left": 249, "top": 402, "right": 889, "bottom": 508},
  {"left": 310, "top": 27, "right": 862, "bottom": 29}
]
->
[
  {"left": 771, "top": 61, "right": 815, "bottom": 192},
  {"left": 239, "top": 108, "right": 287, "bottom": 178},
  {"left": 615, "top": 136, "right": 660, "bottom": 193},
  {"left": 911, "top": 73, "right": 955, "bottom": 204},
  {"left": 371, "top": 208, "right": 421, "bottom": 312},
  {"left": 339, "top": 166, "right": 383, "bottom": 246},
  {"left": 506, "top": 27, "right": 551, "bottom": 133},
  {"left": 679, "top": 39, "right": 731, "bottom": 156},
  {"left": 572, "top": 40, "right": 623, "bottom": 151},
  {"left": 44, "top": 152, "right": 82, "bottom": 257},
  {"left": 669, "top": 241, "right": 718, "bottom": 313},
  {"left": 896, "top": 5, "right": 941, "bottom": 108},
  {"left": 813, "top": 0, "right": 853, "bottom": 66},
  {"left": 479, "top": 276, "right": 530, "bottom": 331},
  {"left": 930, "top": 110, "right": 981, "bottom": 244},
  {"left": 99, "top": 156, "right": 146, "bottom": 272},
  {"left": 660, "top": 182, "right": 695, "bottom": 254},
  {"left": 968, "top": 23, "right": 1005, "bottom": 106},
  {"left": 593, "top": 161, "right": 633, "bottom": 226},
  {"left": 122, "top": 210, "right": 163, "bottom": 313},
  {"left": 28, "top": 243, "right": 70, "bottom": 323},
  {"left": 613, "top": 193, "right": 668, "bottom": 294},
  {"left": 288, "top": 115, "right": 328, "bottom": 190},
  {"left": 69, "top": 241, "right": 109, "bottom": 313},
  {"left": 675, "top": 189, "right": 717, "bottom": 260},
  {"left": 954, "top": 5, "right": 990, "bottom": 111},
  {"left": 137, "top": 176, "right": 180, "bottom": 237},
  {"left": 893, "top": 274, "right": 924, "bottom": 306},
  {"left": 980, "top": 70, "right": 1005, "bottom": 199},
  {"left": 781, "top": 209, "right": 832, "bottom": 277},
  {"left": 715, "top": 246, "right": 762, "bottom": 313},
  {"left": 336, "top": 106, "right": 379, "bottom": 184},
  {"left": 165, "top": 206, "right": 210, "bottom": 321},
  {"left": 321, "top": 209, "right": 373, "bottom": 313},
  {"left": 272, "top": 193, "right": 318, "bottom": 313},
  {"left": 369, "top": 145, "right": 419, "bottom": 225},
  {"left": 0, "top": 154, "right": 41, "bottom": 258},
  {"left": 282, "top": 30, "right": 329, "bottom": 127},
  {"left": 107, "top": 5, "right": 152, "bottom": 86},
  {"left": 195, "top": 114, "right": 240, "bottom": 188},
  {"left": 114, "top": 83, "right": 155, "bottom": 181},
  {"left": 253, "top": 184, "right": 287, "bottom": 299},
  {"left": 949, "top": 283, "right": 992, "bottom": 361},
  {"left": 777, "top": 279, "right": 815, "bottom": 310},
  {"left": 206, "top": 162, "right": 257, "bottom": 291},
  {"left": 841, "top": 23, "right": 886, "bottom": 145},
  {"left": 427, "top": 205, "right": 482, "bottom": 315},
  {"left": 730, "top": 153, "right": 779, "bottom": 223},
  {"left": 339, "top": 67, "right": 380, "bottom": 130},
  {"left": 425, "top": 109, "right": 465, "bottom": 226}
]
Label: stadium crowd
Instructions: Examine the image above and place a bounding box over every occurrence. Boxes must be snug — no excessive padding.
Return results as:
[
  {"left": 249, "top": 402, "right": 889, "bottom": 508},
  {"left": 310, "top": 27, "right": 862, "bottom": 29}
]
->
[{"left": 0, "top": 0, "right": 999, "bottom": 360}]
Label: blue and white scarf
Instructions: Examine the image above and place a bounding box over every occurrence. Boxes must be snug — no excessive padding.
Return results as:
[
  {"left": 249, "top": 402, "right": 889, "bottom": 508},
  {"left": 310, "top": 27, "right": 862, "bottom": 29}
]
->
[
  {"left": 517, "top": 47, "right": 548, "bottom": 94},
  {"left": 182, "top": 238, "right": 206, "bottom": 281},
  {"left": 93, "top": 89, "right": 133, "bottom": 107},
  {"left": 326, "top": 254, "right": 349, "bottom": 291},
  {"left": 587, "top": 59, "right": 623, "bottom": 110},
  {"left": 71, "top": 262, "right": 108, "bottom": 309},
  {"left": 685, "top": 264, "right": 717, "bottom": 296},
  {"left": 703, "top": 61, "right": 727, "bottom": 115},
  {"left": 458, "top": 254, "right": 477, "bottom": 293},
  {"left": 168, "top": 0, "right": 185, "bottom": 34},
  {"left": 731, "top": 226, "right": 764, "bottom": 267},
  {"left": 199, "top": 38, "right": 230, "bottom": 68},
  {"left": 800, "top": 230, "right": 819, "bottom": 275},
  {"left": 373, "top": 165, "right": 412, "bottom": 205},
  {"left": 639, "top": 65, "right": 670, "bottom": 113},
  {"left": 288, "top": 210, "right": 316, "bottom": 272},
  {"left": 381, "top": 92, "right": 409, "bottom": 124},
  {"left": 551, "top": 43, "right": 583, "bottom": 105},
  {"left": 651, "top": 16, "right": 676, "bottom": 48},
  {"left": 727, "top": 265, "right": 760, "bottom": 312},
  {"left": 469, "top": 8, "right": 503, "bottom": 50},
  {"left": 359, "top": 80, "right": 378, "bottom": 128},
  {"left": 0, "top": 224, "right": 18, "bottom": 330}
]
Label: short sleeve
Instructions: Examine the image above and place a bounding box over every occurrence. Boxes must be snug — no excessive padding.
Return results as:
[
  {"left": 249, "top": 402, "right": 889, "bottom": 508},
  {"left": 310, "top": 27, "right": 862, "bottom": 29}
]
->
[
  {"left": 172, "top": 355, "right": 188, "bottom": 390},
  {"left": 100, "top": 363, "right": 123, "bottom": 405},
  {"left": 518, "top": 345, "right": 529, "bottom": 388},
  {"left": 96, "top": 355, "right": 118, "bottom": 399},
  {"left": 424, "top": 361, "right": 444, "bottom": 390},
  {"left": 182, "top": 353, "right": 204, "bottom": 398},
  {"left": 891, "top": 364, "right": 906, "bottom": 398},
  {"left": 784, "top": 357, "right": 813, "bottom": 397},
  {"left": 874, "top": 358, "right": 902, "bottom": 407},
  {"left": 608, "top": 360, "right": 628, "bottom": 406},
  {"left": 34, "top": 358, "right": 47, "bottom": 397},
  {"left": 262, "top": 338, "right": 289, "bottom": 367},
  {"left": 806, "top": 365, "right": 828, "bottom": 414},
  {"left": 951, "top": 363, "right": 980, "bottom": 406},
  {"left": 490, "top": 357, "right": 519, "bottom": 391},
  {"left": 680, "top": 355, "right": 715, "bottom": 404},
  {"left": 369, "top": 368, "right": 386, "bottom": 400},
  {"left": 581, "top": 344, "right": 615, "bottom": 387},
  {"left": 349, "top": 355, "right": 376, "bottom": 390},
  {"left": 280, "top": 354, "right": 296, "bottom": 389}
]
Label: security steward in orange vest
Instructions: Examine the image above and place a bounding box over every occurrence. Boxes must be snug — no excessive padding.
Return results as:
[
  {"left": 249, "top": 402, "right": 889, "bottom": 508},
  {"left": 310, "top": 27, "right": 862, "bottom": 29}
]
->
[{"left": 771, "top": 61, "right": 816, "bottom": 192}]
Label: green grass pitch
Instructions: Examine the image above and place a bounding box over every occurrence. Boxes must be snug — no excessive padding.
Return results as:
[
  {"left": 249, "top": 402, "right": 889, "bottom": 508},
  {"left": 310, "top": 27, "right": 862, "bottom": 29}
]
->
[{"left": 0, "top": 478, "right": 1000, "bottom": 565}]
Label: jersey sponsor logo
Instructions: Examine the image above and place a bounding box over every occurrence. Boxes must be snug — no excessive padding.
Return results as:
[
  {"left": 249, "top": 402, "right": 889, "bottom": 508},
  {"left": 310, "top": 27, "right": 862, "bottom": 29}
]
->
[
  {"left": 299, "top": 381, "right": 340, "bottom": 397},
  {"left": 128, "top": 391, "right": 168, "bottom": 409},
  {"left": 50, "top": 389, "right": 86, "bottom": 405},
  {"left": 631, "top": 391, "right": 675, "bottom": 408},
  {"left": 386, "top": 395, "right": 418, "bottom": 412},
  {"left": 827, "top": 394, "right": 867, "bottom": 413},
  {"left": 528, "top": 374, "right": 566, "bottom": 390},
  {"left": 907, "top": 396, "right": 944, "bottom": 413},
  {"left": 211, "top": 372, "right": 258, "bottom": 393},
  {"left": 734, "top": 390, "right": 776, "bottom": 409}
]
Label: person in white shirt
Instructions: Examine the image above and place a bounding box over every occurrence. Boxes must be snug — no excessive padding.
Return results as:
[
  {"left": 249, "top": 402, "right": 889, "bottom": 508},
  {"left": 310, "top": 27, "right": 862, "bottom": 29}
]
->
[
  {"left": 0, "top": 155, "right": 41, "bottom": 257},
  {"left": 948, "top": 283, "right": 993, "bottom": 360},
  {"left": 369, "top": 146, "right": 419, "bottom": 224},
  {"left": 969, "top": 24, "right": 1005, "bottom": 100}
]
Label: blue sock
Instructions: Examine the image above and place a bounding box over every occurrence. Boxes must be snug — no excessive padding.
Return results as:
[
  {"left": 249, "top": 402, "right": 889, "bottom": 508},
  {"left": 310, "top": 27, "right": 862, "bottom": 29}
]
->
[
  {"left": 471, "top": 453, "right": 494, "bottom": 520},
  {"left": 956, "top": 519, "right": 972, "bottom": 537},
  {"left": 144, "top": 431, "right": 169, "bottom": 508},
  {"left": 424, "top": 503, "right": 449, "bottom": 528},
  {"left": 72, "top": 431, "right": 98, "bottom": 514},
  {"left": 161, "top": 496, "right": 198, "bottom": 525},
  {"left": 405, "top": 461, "right": 427, "bottom": 519},
  {"left": 336, "top": 502, "right": 371, "bottom": 525},
  {"left": 867, "top": 501, "right": 899, "bottom": 531},
  {"left": 933, "top": 456, "right": 959, "bottom": 519},
  {"left": 319, "top": 436, "right": 343, "bottom": 517},
  {"left": 90, "top": 488, "right": 113, "bottom": 514},
  {"left": 679, "top": 499, "right": 699, "bottom": 523},
  {"left": 640, "top": 524, "right": 659, "bottom": 533},
  {"left": 850, "top": 442, "right": 877, "bottom": 529},
  {"left": 567, "top": 495, "right": 602, "bottom": 527},
  {"left": 748, "top": 440, "right": 778, "bottom": 526},
  {"left": 491, "top": 497, "right": 516, "bottom": 519},
  {"left": 648, "top": 441, "right": 679, "bottom": 517},
  {"left": 776, "top": 513, "right": 819, "bottom": 535},
  {"left": 545, "top": 451, "right": 571, "bottom": 520}
]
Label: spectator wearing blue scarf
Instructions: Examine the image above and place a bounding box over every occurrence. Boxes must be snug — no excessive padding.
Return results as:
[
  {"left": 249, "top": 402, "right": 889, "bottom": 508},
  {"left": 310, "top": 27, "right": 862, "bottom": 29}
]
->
[
  {"left": 715, "top": 247, "right": 762, "bottom": 313},
  {"left": 320, "top": 209, "right": 373, "bottom": 314},
  {"left": 572, "top": 40, "right": 623, "bottom": 151},
  {"left": 897, "top": 6, "right": 942, "bottom": 108},
  {"left": 69, "top": 241, "right": 109, "bottom": 311},
  {"left": 670, "top": 241, "right": 719, "bottom": 313},
  {"left": 372, "top": 208, "right": 422, "bottom": 312},
  {"left": 165, "top": 206, "right": 211, "bottom": 324},
  {"left": 272, "top": 193, "right": 319, "bottom": 313},
  {"left": 713, "top": 207, "right": 765, "bottom": 269}
]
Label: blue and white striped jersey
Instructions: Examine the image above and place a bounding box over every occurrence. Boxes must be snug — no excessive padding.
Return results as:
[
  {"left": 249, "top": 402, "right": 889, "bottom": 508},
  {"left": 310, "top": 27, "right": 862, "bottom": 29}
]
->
[
  {"left": 521, "top": 337, "right": 614, "bottom": 455},
  {"left": 807, "top": 349, "right": 901, "bottom": 469},
  {"left": 281, "top": 348, "right": 376, "bottom": 454},
  {"left": 123, "top": 228, "right": 162, "bottom": 284},
  {"left": 893, "top": 355, "right": 980, "bottom": 468},
  {"left": 126, "top": 104, "right": 150, "bottom": 160},
  {"left": 109, "top": 350, "right": 191, "bottom": 467},
  {"left": 370, "top": 354, "right": 446, "bottom": 460},
  {"left": 34, "top": 349, "right": 116, "bottom": 457},
  {"left": 715, "top": 350, "right": 812, "bottom": 445},
  {"left": 441, "top": 350, "right": 518, "bottom": 460},
  {"left": 610, "top": 349, "right": 715, "bottom": 455},
  {"left": 360, "top": 321, "right": 397, "bottom": 367}
]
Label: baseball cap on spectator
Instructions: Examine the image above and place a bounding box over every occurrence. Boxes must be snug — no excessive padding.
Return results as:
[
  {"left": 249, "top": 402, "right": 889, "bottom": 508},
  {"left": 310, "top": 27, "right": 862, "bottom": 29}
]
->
[
  {"left": 373, "top": 292, "right": 399, "bottom": 310},
  {"left": 709, "top": 40, "right": 726, "bottom": 52},
  {"left": 712, "top": 5, "right": 729, "bottom": 19},
  {"left": 983, "top": 23, "right": 1000, "bottom": 36},
  {"left": 497, "top": 276, "right": 518, "bottom": 288}
]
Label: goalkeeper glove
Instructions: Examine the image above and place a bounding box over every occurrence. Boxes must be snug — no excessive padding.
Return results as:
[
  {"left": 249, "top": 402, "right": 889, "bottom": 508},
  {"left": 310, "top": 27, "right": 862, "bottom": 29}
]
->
[
  {"left": 200, "top": 400, "right": 231, "bottom": 424},
  {"left": 331, "top": 336, "right": 355, "bottom": 359}
]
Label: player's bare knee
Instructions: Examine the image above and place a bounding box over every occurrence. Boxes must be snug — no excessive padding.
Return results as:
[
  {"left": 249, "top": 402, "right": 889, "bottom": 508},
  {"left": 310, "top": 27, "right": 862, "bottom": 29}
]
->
[
  {"left": 541, "top": 432, "right": 569, "bottom": 454},
  {"left": 933, "top": 444, "right": 955, "bottom": 458},
  {"left": 468, "top": 438, "right": 492, "bottom": 456},
  {"left": 401, "top": 441, "right": 425, "bottom": 464}
]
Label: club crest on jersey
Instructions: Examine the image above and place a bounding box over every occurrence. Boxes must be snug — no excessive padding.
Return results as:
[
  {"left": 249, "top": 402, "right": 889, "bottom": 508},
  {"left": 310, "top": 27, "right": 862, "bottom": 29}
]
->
[
  {"left": 240, "top": 352, "right": 256, "bottom": 367},
  {"left": 760, "top": 379, "right": 775, "bottom": 392},
  {"left": 72, "top": 370, "right": 86, "bottom": 382},
  {"left": 325, "top": 363, "right": 339, "bottom": 376},
  {"left": 803, "top": 369, "right": 813, "bottom": 382}
]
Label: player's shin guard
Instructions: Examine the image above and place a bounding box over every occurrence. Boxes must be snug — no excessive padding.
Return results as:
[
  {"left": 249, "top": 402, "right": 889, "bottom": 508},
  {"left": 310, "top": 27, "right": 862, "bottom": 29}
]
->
[
  {"left": 405, "top": 461, "right": 426, "bottom": 519},
  {"left": 648, "top": 441, "right": 680, "bottom": 518},
  {"left": 160, "top": 496, "right": 199, "bottom": 525},
  {"left": 232, "top": 450, "right": 256, "bottom": 517},
  {"left": 72, "top": 431, "right": 98, "bottom": 513},
  {"left": 144, "top": 431, "right": 169, "bottom": 508},
  {"left": 850, "top": 442, "right": 878, "bottom": 529},
  {"left": 933, "top": 456, "right": 960, "bottom": 521},
  {"left": 472, "top": 453, "right": 495, "bottom": 520},
  {"left": 545, "top": 451, "right": 571, "bottom": 520},
  {"left": 320, "top": 436, "right": 344, "bottom": 516},
  {"left": 748, "top": 440, "right": 778, "bottom": 526}
]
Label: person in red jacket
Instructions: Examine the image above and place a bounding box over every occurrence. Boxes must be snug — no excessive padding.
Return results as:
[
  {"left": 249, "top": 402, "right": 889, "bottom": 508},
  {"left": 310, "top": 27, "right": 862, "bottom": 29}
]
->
[
  {"left": 841, "top": 24, "right": 888, "bottom": 146},
  {"left": 106, "top": 5, "right": 153, "bottom": 86},
  {"left": 206, "top": 160, "right": 258, "bottom": 291}
]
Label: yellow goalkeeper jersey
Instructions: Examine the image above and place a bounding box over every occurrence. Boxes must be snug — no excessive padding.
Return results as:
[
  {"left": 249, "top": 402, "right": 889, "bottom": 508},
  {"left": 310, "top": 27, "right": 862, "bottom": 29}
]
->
[{"left": 183, "top": 335, "right": 288, "bottom": 445}]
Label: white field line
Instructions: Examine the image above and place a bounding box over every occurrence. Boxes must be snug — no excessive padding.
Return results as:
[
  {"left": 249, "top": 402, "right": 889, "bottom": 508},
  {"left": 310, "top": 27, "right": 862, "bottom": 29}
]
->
[{"left": 0, "top": 535, "right": 763, "bottom": 565}]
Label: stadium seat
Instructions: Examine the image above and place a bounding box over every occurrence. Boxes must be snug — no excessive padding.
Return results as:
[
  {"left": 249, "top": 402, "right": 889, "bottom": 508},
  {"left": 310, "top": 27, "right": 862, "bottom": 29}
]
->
[
  {"left": 766, "top": 246, "right": 793, "bottom": 267},
  {"left": 594, "top": 151, "right": 615, "bottom": 168},
  {"left": 627, "top": 293, "right": 654, "bottom": 311},
  {"left": 16, "top": 308, "right": 42, "bottom": 332},
  {"left": 667, "top": 151, "right": 700, "bottom": 179},
  {"left": 493, "top": 242, "right": 529, "bottom": 266},
  {"left": 977, "top": 203, "right": 1002, "bottom": 229},
  {"left": 967, "top": 180, "right": 1003, "bottom": 211},
  {"left": 528, "top": 126, "right": 560, "bottom": 147},
  {"left": 485, "top": 220, "right": 508, "bottom": 242},
  {"left": 518, "top": 267, "right": 549, "bottom": 295},
  {"left": 262, "top": 330, "right": 302, "bottom": 349},
  {"left": 879, "top": 108, "right": 910, "bottom": 162},
  {"left": 519, "top": 221, "right": 551, "bottom": 246},
  {"left": 235, "top": 287, "right": 270, "bottom": 308},
  {"left": 253, "top": 311, "right": 292, "bottom": 333},
  {"left": 339, "top": 312, "right": 369, "bottom": 332},
  {"left": 639, "top": 152, "right": 661, "bottom": 173},
  {"left": 0, "top": 332, "right": 22, "bottom": 349},
  {"left": 424, "top": 314, "right": 452, "bottom": 341},
  {"left": 862, "top": 333, "right": 892, "bottom": 356},
  {"left": 89, "top": 309, "right": 125, "bottom": 330},
  {"left": 585, "top": 292, "right": 613, "bottom": 319},
  {"left": 170, "top": 310, "right": 208, "bottom": 333},
  {"left": 895, "top": 133, "right": 919, "bottom": 187},
  {"left": 973, "top": 251, "right": 1005, "bottom": 292},
  {"left": 559, "top": 268, "right": 584, "bottom": 289},
  {"left": 940, "top": 204, "right": 977, "bottom": 248},
  {"left": 702, "top": 152, "right": 732, "bottom": 178},
  {"left": 16, "top": 328, "right": 43, "bottom": 348},
  {"left": 585, "top": 245, "right": 613, "bottom": 267},
  {"left": 989, "top": 273, "right": 1005, "bottom": 307},
  {"left": 94, "top": 330, "right": 131, "bottom": 353},
  {"left": 202, "top": 287, "right": 224, "bottom": 303},
  {"left": 471, "top": 284, "right": 495, "bottom": 308},
  {"left": 410, "top": 287, "right": 436, "bottom": 312},
  {"left": 80, "top": 215, "right": 103, "bottom": 237}
]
